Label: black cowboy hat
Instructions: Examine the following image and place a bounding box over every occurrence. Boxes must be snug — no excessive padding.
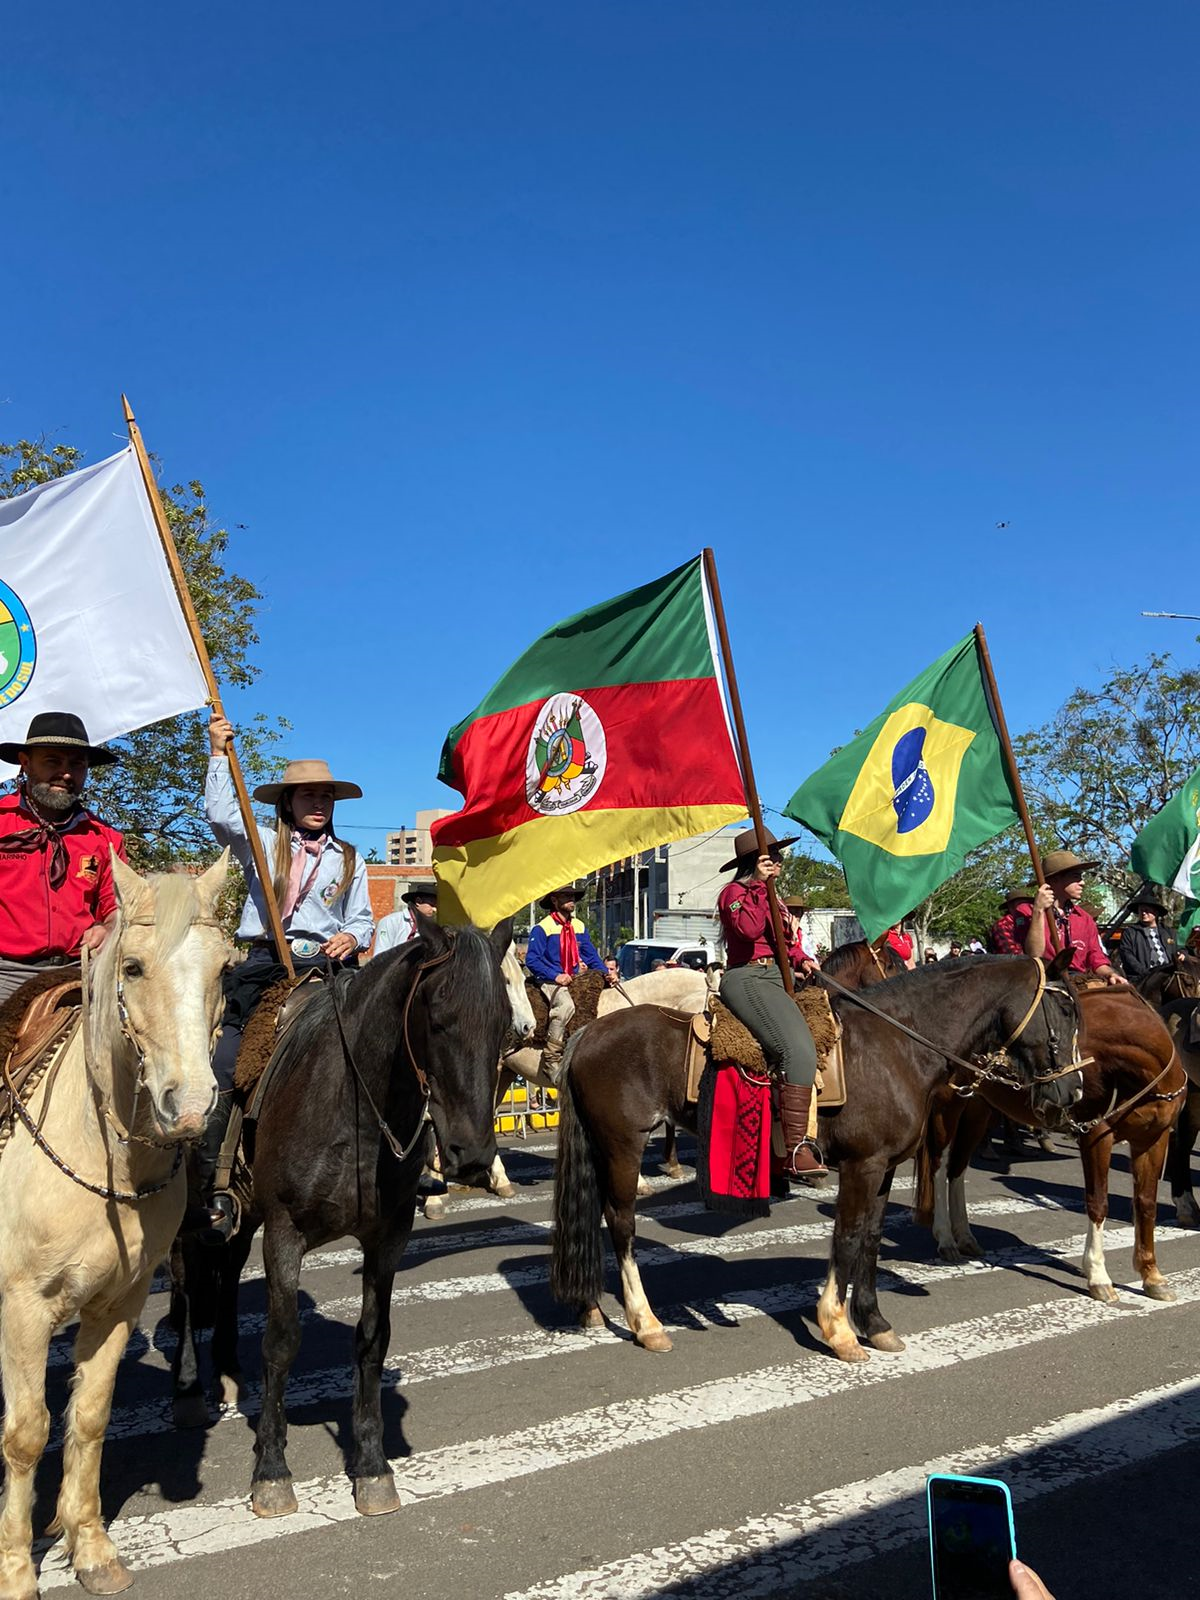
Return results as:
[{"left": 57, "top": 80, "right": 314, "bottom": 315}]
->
[
  {"left": 538, "top": 881, "right": 589, "bottom": 912},
  {"left": 0, "top": 711, "right": 120, "bottom": 767},
  {"left": 719, "top": 827, "right": 799, "bottom": 874},
  {"left": 402, "top": 883, "right": 438, "bottom": 906},
  {"left": 1129, "top": 886, "right": 1170, "bottom": 917}
]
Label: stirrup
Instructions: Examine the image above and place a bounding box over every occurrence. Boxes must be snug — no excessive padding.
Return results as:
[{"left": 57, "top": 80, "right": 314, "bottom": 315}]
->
[
  {"left": 785, "top": 1139, "right": 828, "bottom": 1178},
  {"left": 200, "top": 1191, "right": 239, "bottom": 1245}
]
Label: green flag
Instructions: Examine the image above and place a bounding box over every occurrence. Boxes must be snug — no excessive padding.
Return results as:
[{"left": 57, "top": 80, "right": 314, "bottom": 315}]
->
[
  {"left": 784, "top": 633, "right": 1020, "bottom": 940},
  {"left": 1129, "top": 764, "right": 1200, "bottom": 902}
]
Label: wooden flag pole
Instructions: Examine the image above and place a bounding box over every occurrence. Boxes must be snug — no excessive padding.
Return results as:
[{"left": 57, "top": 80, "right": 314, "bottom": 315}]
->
[
  {"left": 122, "top": 395, "right": 294, "bottom": 978},
  {"left": 974, "top": 622, "right": 1059, "bottom": 955},
  {"left": 702, "top": 548, "right": 795, "bottom": 993}
]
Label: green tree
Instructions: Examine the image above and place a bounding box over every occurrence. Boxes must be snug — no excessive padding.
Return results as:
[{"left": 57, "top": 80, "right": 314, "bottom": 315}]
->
[
  {"left": 1014, "top": 652, "right": 1200, "bottom": 894},
  {"left": 0, "top": 436, "right": 286, "bottom": 869},
  {"left": 777, "top": 849, "right": 848, "bottom": 908},
  {"left": 907, "top": 826, "right": 1032, "bottom": 952}
]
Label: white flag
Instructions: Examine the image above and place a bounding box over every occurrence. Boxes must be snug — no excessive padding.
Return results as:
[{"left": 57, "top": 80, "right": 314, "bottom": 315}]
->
[
  {"left": 0, "top": 447, "right": 209, "bottom": 776},
  {"left": 1173, "top": 835, "right": 1200, "bottom": 902}
]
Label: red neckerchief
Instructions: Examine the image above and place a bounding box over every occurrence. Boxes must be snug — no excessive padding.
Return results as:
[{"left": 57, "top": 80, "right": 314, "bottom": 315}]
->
[
  {"left": 553, "top": 912, "right": 579, "bottom": 975},
  {"left": 4, "top": 797, "right": 76, "bottom": 890}
]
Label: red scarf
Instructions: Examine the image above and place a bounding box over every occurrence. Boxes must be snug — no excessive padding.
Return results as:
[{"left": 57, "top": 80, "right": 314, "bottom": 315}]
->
[
  {"left": 553, "top": 912, "right": 579, "bottom": 976},
  {"left": 4, "top": 809, "right": 72, "bottom": 890}
]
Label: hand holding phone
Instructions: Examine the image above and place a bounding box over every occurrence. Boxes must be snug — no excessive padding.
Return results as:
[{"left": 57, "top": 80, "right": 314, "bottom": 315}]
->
[{"left": 927, "top": 1473, "right": 1017, "bottom": 1600}]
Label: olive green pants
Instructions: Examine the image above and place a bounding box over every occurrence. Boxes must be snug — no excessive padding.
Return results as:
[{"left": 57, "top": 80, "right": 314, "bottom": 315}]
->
[{"left": 719, "top": 961, "right": 817, "bottom": 1087}]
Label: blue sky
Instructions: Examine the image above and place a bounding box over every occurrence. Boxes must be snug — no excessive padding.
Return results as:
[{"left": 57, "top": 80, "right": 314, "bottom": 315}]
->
[{"left": 3, "top": 3, "right": 1196, "bottom": 849}]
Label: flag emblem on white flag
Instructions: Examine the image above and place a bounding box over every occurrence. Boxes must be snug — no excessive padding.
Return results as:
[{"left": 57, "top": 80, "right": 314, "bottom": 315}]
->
[{"left": 0, "top": 447, "right": 210, "bottom": 776}]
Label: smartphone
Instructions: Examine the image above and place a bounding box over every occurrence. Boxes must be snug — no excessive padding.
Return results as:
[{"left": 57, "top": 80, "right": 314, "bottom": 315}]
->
[{"left": 927, "top": 1473, "right": 1017, "bottom": 1600}]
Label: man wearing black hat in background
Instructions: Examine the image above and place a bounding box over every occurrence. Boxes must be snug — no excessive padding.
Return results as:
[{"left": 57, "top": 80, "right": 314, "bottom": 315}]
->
[
  {"left": 1114, "top": 888, "right": 1180, "bottom": 983},
  {"left": 0, "top": 712, "right": 126, "bottom": 1003},
  {"left": 525, "top": 882, "right": 613, "bottom": 1071},
  {"left": 373, "top": 883, "right": 438, "bottom": 956}
]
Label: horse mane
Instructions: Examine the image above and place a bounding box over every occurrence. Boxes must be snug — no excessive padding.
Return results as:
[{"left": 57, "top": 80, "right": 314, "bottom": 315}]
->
[
  {"left": 88, "top": 871, "right": 219, "bottom": 1046},
  {"left": 822, "top": 939, "right": 904, "bottom": 980},
  {"left": 838, "top": 951, "right": 1017, "bottom": 1006},
  {"left": 266, "top": 925, "right": 501, "bottom": 1089}
]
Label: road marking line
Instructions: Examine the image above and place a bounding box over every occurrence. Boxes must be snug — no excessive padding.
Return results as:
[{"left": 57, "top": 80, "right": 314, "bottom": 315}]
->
[
  {"left": 36, "top": 1265, "right": 1200, "bottom": 1587},
  {"left": 500, "top": 1373, "right": 1200, "bottom": 1598}
]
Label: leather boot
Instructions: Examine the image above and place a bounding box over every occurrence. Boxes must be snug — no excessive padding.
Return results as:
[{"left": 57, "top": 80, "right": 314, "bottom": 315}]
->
[
  {"left": 540, "top": 1034, "right": 565, "bottom": 1086},
  {"left": 194, "top": 1090, "right": 237, "bottom": 1244},
  {"left": 778, "top": 1083, "right": 828, "bottom": 1178}
]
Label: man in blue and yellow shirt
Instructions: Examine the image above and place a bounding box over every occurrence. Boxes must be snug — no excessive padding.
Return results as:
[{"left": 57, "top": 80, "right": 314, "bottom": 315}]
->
[{"left": 526, "top": 882, "right": 612, "bottom": 1067}]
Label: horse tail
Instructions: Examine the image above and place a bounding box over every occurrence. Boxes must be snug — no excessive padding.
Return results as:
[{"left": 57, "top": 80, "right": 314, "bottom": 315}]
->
[
  {"left": 912, "top": 1118, "right": 936, "bottom": 1229},
  {"left": 550, "top": 1050, "right": 604, "bottom": 1312}
]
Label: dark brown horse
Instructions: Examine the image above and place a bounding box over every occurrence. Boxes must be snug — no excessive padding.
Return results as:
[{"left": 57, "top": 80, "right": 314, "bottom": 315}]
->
[
  {"left": 1145, "top": 954, "right": 1200, "bottom": 1224},
  {"left": 916, "top": 974, "right": 1187, "bottom": 1299},
  {"left": 169, "top": 915, "right": 512, "bottom": 1518},
  {"left": 551, "top": 954, "right": 1082, "bottom": 1362}
]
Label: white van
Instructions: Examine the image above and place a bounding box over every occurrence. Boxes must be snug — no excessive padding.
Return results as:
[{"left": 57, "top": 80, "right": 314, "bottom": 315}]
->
[{"left": 617, "top": 937, "right": 717, "bottom": 981}]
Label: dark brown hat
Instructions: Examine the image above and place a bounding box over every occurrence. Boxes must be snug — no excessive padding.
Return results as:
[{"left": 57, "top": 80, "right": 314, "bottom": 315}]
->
[
  {"left": 402, "top": 883, "right": 438, "bottom": 907},
  {"left": 539, "top": 881, "right": 589, "bottom": 912},
  {"left": 1000, "top": 886, "right": 1032, "bottom": 907},
  {"left": 783, "top": 894, "right": 808, "bottom": 913},
  {"left": 719, "top": 827, "right": 799, "bottom": 874},
  {"left": 1041, "top": 849, "right": 1098, "bottom": 880},
  {"left": 0, "top": 711, "right": 120, "bottom": 767}
]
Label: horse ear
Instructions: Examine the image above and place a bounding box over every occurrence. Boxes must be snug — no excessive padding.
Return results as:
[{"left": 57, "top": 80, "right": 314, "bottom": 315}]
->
[
  {"left": 195, "top": 847, "right": 231, "bottom": 917},
  {"left": 489, "top": 916, "right": 514, "bottom": 958},
  {"left": 1047, "top": 948, "right": 1073, "bottom": 979},
  {"left": 110, "top": 849, "right": 150, "bottom": 919},
  {"left": 416, "top": 914, "right": 451, "bottom": 954}
]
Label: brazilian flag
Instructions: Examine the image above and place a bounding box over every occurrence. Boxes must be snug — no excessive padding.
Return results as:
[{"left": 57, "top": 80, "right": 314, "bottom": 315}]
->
[{"left": 784, "top": 633, "right": 1020, "bottom": 940}]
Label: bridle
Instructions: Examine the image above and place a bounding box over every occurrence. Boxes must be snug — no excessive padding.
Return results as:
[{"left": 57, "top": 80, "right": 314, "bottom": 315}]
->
[
  {"left": 327, "top": 944, "right": 453, "bottom": 1165},
  {"left": 814, "top": 958, "right": 1089, "bottom": 1099}
]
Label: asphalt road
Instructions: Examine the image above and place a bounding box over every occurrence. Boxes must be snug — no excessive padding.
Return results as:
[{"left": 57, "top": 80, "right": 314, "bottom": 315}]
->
[{"left": 24, "top": 1130, "right": 1200, "bottom": 1600}]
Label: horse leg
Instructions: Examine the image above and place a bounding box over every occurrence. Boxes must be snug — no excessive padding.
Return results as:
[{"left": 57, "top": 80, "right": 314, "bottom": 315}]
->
[
  {"left": 930, "top": 1146, "right": 959, "bottom": 1263},
  {"left": 849, "top": 1164, "right": 904, "bottom": 1353},
  {"left": 168, "top": 1239, "right": 209, "bottom": 1431},
  {"left": 351, "top": 1244, "right": 401, "bottom": 1516},
  {"left": 817, "top": 1159, "right": 872, "bottom": 1363},
  {"left": 422, "top": 1136, "right": 447, "bottom": 1220},
  {"left": 251, "top": 1215, "right": 305, "bottom": 1517},
  {"left": 947, "top": 1105, "right": 988, "bottom": 1260},
  {"left": 54, "top": 1287, "right": 147, "bottom": 1594},
  {"left": 1170, "top": 1089, "right": 1200, "bottom": 1228},
  {"left": 211, "top": 1226, "right": 255, "bottom": 1407},
  {"left": 487, "top": 1151, "right": 516, "bottom": 1200},
  {"left": 605, "top": 1142, "right": 670, "bottom": 1352},
  {"left": 1130, "top": 1125, "right": 1175, "bottom": 1301},
  {"left": 1079, "top": 1130, "right": 1119, "bottom": 1303},
  {"left": 0, "top": 1292, "right": 55, "bottom": 1600},
  {"left": 662, "top": 1120, "right": 683, "bottom": 1180}
]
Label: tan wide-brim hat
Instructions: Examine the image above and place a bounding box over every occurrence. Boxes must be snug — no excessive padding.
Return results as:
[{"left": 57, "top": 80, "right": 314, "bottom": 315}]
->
[
  {"left": 1000, "top": 886, "right": 1033, "bottom": 907},
  {"left": 719, "top": 827, "right": 799, "bottom": 874},
  {"left": 783, "top": 895, "right": 808, "bottom": 912},
  {"left": 253, "top": 758, "right": 363, "bottom": 805},
  {"left": 1041, "top": 849, "right": 1098, "bottom": 880}
]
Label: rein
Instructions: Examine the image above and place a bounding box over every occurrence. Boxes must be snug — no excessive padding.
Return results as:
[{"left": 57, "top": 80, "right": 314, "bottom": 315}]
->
[
  {"left": 328, "top": 946, "right": 454, "bottom": 1164},
  {"left": 813, "top": 959, "right": 1086, "bottom": 1096},
  {"left": 1065, "top": 1058, "right": 1184, "bottom": 1137}
]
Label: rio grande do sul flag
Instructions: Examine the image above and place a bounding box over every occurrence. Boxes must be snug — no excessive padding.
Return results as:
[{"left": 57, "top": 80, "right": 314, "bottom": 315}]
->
[
  {"left": 784, "top": 632, "right": 1020, "bottom": 941},
  {"left": 0, "top": 448, "right": 209, "bottom": 776},
  {"left": 431, "top": 555, "right": 748, "bottom": 927}
]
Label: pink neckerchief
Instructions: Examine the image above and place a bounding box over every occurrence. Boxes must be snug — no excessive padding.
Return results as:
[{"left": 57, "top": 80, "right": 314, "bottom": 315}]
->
[{"left": 281, "top": 832, "right": 328, "bottom": 920}]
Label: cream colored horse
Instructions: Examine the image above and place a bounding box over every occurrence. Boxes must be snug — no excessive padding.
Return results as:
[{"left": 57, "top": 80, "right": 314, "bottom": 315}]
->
[
  {"left": 0, "top": 852, "right": 230, "bottom": 1599},
  {"left": 424, "top": 967, "right": 713, "bottom": 1216}
]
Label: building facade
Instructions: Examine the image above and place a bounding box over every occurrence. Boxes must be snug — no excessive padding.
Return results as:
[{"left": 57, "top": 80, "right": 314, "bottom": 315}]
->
[{"left": 385, "top": 808, "right": 453, "bottom": 867}]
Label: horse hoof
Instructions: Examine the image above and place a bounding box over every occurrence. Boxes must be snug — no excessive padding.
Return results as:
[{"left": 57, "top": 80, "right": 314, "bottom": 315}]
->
[
  {"left": 665, "top": 1165, "right": 684, "bottom": 1181},
  {"left": 1144, "top": 1280, "right": 1177, "bottom": 1302},
  {"left": 217, "top": 1372, "right": 244, "bottom": 1408},
  {"left": 172, "top": 1392, "right": 211, "bottom": 1430},
  {"left": 76, "top": 1560, "right": 133, "bottom": 1596},
  {"left": 493, "top": 1182, "right": 517, "bottom": 1199},
  {"left": 956, "top": 1237, "right": 984, "bottom": 1260},
  {"left": 579, "top": 1306, "right": 604, "bottom": 1330},
  {"left": 867, "top": 1330, "right": 905, "bottom": 1353},
  {"left": 354, "top": 1475, "right": 401, "bottom": 1516},
  {"left": 251, "top": 1479, "right": 298, "bottom": 1518},
  {"left": 636, "top": 1328, "right": 673, "bottom": 1353},
  {"left": 1176, "top": 1196, "right": 1200, "bottom": 1229},
  {"left": 422, "top": 1195, "right": 446, "bottom": 1220},
  {"left": 1087, "top": 1282, "right": 1121, "bottom": 1305},
  {"left": 830, "top": 1340, "right": 870, "bottom": 1364},
  {"left": 635, "top": 1177, "right": 653, "bottom": 1198},
  {"left": 936, "top": 1244, "right": 964, "bottom": 1265}
]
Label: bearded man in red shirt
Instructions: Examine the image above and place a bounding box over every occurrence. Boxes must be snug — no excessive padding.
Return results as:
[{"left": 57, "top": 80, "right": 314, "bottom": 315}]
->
[{"left": 0, "top": 712, "right": 126, "bottom": 1003}]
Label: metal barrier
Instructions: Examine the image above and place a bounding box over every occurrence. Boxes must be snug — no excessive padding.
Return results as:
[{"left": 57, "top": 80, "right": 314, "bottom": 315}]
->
[{"left": 494, "top": 1078, "right": 559, "bottom": 1138}]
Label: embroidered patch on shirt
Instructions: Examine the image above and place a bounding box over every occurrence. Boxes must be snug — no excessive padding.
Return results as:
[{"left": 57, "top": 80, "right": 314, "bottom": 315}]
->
[
  {"left": 729, "top": 899, "right": 743, "bottom": 912},
  {"left": 76, "top": 855, "right": 99, "bottom": 882}
]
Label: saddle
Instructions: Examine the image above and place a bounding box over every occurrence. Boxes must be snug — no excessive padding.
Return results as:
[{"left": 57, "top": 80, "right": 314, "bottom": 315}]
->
[
  {"left": 522, "top": 969, "right": 608, "bottom": 1050},
  {"left": 0, "top": 969, "right": 83, "bottom": 1131},
  {"left": 233, "top": 970, "right": 325, "bottom": 1096},
  {"left": 683, "top": 985, "right": 848, "bottom": 1112}
]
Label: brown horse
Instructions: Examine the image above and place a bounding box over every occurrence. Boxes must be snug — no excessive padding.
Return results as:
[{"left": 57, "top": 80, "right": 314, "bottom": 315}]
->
[
  {"left": 916, "top": 975, "right": 1187, "bottom": 1300},
  {"left": 1148, "top": 955, "right": 1200, "bottom": 1224},
  {"left": 551, "top": 954, "right": 1082, "bottom": 1361}
]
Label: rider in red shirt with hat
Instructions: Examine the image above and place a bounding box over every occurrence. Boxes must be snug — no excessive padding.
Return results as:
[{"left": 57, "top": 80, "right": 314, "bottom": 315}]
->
[{"left": 0, "top": 712, "right": 126, "bottom": 1003}]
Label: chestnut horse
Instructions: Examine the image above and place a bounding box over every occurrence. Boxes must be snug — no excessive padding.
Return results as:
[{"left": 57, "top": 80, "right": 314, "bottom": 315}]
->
[
  {"left": 551, "top": 954, "right": 1083, "bottom": 1362},
  {"left": 916, "top": 973, "right": 1187, "bottom": 1300},
  {"left": 1147, "top": 955, "right": 1200, "bottom": 1224}
]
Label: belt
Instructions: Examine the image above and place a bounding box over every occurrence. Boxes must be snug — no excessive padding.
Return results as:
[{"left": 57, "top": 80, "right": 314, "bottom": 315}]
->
[
  {"left": 3, "top": 953, "right": 72, "bottom": 967},
  {"left": 250, "top": 934, "right": 325, "bottom": 958},
  {"left": 752, "top": 956, "right": 777, "bottom": 967}
]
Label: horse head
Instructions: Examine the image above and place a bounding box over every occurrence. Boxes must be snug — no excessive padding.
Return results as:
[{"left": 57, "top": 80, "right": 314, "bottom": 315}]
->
[
  {"left": 406, "top": 914, "right": 510, "bottom": 1186},
  {"left": 500, "top": 933, "right": 536, "bottom": 1045},
  {"left": 101, "top": 850, "right": 233, "bottom": 1141}
]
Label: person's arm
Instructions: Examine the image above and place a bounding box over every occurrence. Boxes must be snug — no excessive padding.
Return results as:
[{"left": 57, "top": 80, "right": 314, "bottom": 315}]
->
[
  {"left": 1083, "top": 918, "right": 1125, "bottom": 983},
  {"left": 1024, "top": 885, "right": 1054, "bottom": 959},
  {"left": 525, "top": 924, "right": 559, "bottom": 983},
  {"left": 721, "top": 880, "right": 771, "bottom": 941},
  {"left": 577, "top": 927, "right": 609, "bottom": 975},
  {"left": 328, "top": 856, "right": 375, "bottom": 956}
]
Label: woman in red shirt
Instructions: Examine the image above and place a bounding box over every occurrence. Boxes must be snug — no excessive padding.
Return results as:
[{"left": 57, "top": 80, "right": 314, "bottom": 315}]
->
[
  {"left": 884, "top": 924, "right": 916, "bottom": 970},
  {"left": 717, "top": 828, "right": 825, "bottom": 1177}
]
